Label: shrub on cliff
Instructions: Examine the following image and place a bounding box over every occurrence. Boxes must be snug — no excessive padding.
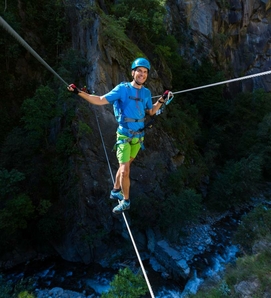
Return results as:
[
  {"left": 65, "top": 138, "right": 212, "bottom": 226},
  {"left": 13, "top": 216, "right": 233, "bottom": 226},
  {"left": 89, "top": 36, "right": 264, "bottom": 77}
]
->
[{"left": 101, "top": 267, "right": 148, "bottom": 298}]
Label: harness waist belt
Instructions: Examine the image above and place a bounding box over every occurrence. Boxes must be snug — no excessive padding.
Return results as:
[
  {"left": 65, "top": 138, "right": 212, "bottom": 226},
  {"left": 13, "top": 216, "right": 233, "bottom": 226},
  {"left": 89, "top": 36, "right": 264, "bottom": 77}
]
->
[
  {"left": 124, "top": 117, "right": 145, "bottom": 123},
  {"left": 117, "top": 125, "right": 145, "bottom": 138}
]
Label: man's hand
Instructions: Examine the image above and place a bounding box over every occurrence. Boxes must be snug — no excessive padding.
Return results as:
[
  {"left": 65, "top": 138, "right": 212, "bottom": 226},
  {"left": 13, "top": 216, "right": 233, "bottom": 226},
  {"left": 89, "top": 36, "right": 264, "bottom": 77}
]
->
[{"left": 67, "top": 84, "right": 80, "bottom": 95}]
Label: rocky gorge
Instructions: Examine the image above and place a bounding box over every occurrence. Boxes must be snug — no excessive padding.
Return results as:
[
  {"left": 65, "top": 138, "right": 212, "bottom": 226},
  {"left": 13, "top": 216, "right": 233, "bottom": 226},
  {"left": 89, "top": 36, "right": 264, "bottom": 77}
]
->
[
  {"left": 5, "top": 207, "right": 242, "bottom": 297},
  {"left": 47, "top": 0, "right": 271, "bottom": 272},
  {"left": 2, "top": 0, "right": 271, "bottom": 297}
]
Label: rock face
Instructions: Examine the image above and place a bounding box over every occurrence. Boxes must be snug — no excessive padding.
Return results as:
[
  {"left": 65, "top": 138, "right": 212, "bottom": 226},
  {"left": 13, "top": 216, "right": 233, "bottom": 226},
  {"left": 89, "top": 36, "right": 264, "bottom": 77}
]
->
[
  {"left": 151, "top": 217, "right": 218, "bottom": 279},
  {"left": 234, "top": 279, "right": 261, "bottom": 297},
  {"left": 47, "top": 0, "right": 271, "bottom": 267},
  {"left": 167, "top": 0, "right": 271, "bottom": 94},
  {"left": 50, "top": 1, "right": 178, "bottom": 265},
  {"left": 4, "top": 0, "right": 271, "bottom": 275},
  {"left": 154, "top": 240, "right": 191, "bottom": 279}
]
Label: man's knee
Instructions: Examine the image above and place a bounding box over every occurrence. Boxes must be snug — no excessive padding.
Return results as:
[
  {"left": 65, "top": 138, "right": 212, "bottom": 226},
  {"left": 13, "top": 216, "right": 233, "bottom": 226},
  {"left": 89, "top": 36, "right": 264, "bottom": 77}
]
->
[
  {"left": 120, "top": 163, "right": 130, "bottom": 178},
  {"left": 120, "top": 168, "right": 129, "bottom": 178}
]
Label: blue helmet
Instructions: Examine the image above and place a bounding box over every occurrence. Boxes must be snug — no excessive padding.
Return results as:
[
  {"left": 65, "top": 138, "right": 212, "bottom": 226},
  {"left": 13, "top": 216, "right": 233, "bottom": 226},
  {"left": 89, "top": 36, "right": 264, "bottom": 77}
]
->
[{"left": 131, "top": 58, "right": 150, "bottom": 71}]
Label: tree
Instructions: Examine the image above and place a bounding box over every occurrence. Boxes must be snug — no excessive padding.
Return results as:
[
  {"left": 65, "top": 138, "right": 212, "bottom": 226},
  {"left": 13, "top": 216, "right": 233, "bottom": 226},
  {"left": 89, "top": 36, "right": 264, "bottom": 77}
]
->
[
  {"left": 112, "top": 0, "right": 166, "bottom": 43},
  {"left": 101, "top": 267, "right": 148, "bottom": 298},
  {"left": 158, "top": 188, "right": 202, "bottom": 240},
  {"left": 0, "top": 168, "right": 34, "bottom": 254},
  {"left": 207, "top": 154, "right": 263, "bottom": 210},
  {"left": 21, "top": 85, "right": 59, "bottom": 146},
  {"left": 233, "top": 204, "right": 271, "bottom": 253}
]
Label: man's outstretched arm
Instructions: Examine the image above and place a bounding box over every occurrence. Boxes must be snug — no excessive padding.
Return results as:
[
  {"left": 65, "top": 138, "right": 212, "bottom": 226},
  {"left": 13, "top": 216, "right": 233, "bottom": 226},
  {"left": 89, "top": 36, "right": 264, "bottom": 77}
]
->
[{"left": 67, "top": 84, "right": 109, "bottom": 106}]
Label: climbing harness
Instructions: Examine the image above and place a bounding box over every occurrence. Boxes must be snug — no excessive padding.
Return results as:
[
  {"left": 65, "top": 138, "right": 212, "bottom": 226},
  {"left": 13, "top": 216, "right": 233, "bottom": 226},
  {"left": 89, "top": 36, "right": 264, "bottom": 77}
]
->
[
  {"left": 113, "top": 130, "right": 145, "bottom": 151},
  {"left": 112, "top": 83, "right": 146, "bottom": 124},
  {"left": 112, "top": 82, "right": 149, "bottom": 151},
  {"left": 3, "top": 14, "right": 271, "bottom": 298}
]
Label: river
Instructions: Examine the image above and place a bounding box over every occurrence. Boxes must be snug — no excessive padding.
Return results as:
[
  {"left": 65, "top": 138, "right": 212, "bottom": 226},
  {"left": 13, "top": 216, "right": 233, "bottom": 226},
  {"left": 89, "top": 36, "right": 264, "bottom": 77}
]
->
[{"left": 3, "top": 211, "right": 243, "bottom": 297}]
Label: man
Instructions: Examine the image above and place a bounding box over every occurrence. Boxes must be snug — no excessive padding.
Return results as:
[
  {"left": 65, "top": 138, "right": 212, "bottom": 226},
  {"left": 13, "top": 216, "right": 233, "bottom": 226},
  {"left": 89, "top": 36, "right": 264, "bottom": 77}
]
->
[{"left": 67, "top": 57, "right": 170, "bottom": 214}]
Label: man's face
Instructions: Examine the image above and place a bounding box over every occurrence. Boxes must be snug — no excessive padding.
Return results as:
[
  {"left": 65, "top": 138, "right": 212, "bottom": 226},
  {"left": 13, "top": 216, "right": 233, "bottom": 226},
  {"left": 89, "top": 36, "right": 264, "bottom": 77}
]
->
[{"left": 132, "top": 67, "right": 148, "bottom": 84}]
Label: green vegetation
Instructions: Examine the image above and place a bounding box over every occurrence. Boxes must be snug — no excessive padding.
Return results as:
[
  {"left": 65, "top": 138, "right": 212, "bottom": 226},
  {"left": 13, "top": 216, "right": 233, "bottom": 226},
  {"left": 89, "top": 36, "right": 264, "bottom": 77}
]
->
[
  {"left": 0, "top": 275, "right": 35, "bottom": 298},
  {"left": 0, "top": 274, "right": 12, "bottom": 297},
  {"left": 101, "top": 267, "right": 148, "bottom": 298},
  {"left": 158, "top": 189, "right": 202, "bottom": 240},
  {"left": 191, "top": 205, "right": 271, "bottom": 297},
  {"left": 233, "top": 205, "right": 271, "bottom": 254},
  {"left": 207, "top": 155, "right": 263, "bottom": 210},
  {"left": 0, "top": 0, "right": 270, "bottom": 249},
  {"left": 0, "top": 0, "right": 271, "bottom": 295},
  {"left": 0, "top": 85, "right": 73, "bottom": 254}
]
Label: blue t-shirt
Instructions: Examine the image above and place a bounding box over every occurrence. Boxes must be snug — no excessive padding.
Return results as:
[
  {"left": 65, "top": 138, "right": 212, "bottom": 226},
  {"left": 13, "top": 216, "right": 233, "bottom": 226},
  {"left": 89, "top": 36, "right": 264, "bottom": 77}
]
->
[{"left": 104, "top": 82, "right": 153, "bottom": 132}]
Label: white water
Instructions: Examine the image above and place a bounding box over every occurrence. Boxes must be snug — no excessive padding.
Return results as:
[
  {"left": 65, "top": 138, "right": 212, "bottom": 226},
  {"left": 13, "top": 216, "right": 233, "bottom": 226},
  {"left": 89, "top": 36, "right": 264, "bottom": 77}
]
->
[
  {"left": 5, "top": 244, "right": 238, "bottom": 297},
  {"left": 154, "top": 244, "right": 238, "bottom": 297},
  {"left": 85, "top": 278, "right": 110, "bottom": 294},
  {"left": 203, "top": 244, "right": 239, "bottom": 279}
]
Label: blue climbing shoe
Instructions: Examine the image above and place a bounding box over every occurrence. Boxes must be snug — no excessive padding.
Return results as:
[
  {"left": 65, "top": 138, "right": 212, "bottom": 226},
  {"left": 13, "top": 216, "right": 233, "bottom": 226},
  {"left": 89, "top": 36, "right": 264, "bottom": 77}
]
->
[
  {"left": 110, "top": 190, "right": 124, "bottom": 201},
  {"left": 113, "top": 200, "right": 130, "bottom": 214}
]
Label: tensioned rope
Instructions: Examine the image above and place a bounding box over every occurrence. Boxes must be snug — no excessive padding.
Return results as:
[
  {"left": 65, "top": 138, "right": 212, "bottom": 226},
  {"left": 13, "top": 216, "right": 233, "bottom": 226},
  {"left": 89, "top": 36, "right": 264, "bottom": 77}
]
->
[
  {"left": 0, "top": 17, "right": 69, "bottom": 86},
  {"left": 0, "top": 16, "right": 155, "bottom": 298},
  {"left": 94, "top": 110, "right": 155, "bottom": 298},
  {"left": 152, "top": 68, "right": 271, "bottom": 98}
]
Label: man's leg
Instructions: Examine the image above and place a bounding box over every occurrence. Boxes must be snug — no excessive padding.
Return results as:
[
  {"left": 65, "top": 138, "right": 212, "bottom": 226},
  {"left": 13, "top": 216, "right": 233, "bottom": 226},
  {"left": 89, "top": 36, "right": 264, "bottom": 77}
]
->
[
  {"left": 113, "top": 167, "right": 121, "bottom": 190},
  {"left": 112, "top": 137, "right": 140, "bottom": 213},
  {"left": 118, "top": 158, "right": 134, "bottom": 200},
  {"left": 113, "top": 135, "right": 131, "bottom": 190},
  {"left": 112, "top": 159, "right": 134, "bottom": 214}
]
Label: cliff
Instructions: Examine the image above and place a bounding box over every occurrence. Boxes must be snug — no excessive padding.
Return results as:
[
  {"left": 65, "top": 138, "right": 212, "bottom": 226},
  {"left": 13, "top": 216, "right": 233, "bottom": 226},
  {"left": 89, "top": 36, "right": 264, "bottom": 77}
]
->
[
  {"left": 53, "top": 0, "right": 271, "bottom": 266},
  {"left": 167, "top": 0, "right": 271, "bottom": 93},
  {"left": 1, "top": 0, "right": 271, "bottom": 281}
]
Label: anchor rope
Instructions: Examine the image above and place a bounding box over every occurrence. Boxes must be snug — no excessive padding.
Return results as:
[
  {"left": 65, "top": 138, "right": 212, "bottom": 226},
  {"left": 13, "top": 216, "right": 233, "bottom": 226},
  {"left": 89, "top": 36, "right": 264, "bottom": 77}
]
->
[
  {"left": 152, "top": 68, "right": 271, "bottom": 98},
  {"left": 0, "top": 16, "right": 155, "bottom": 297},
  {"left": 0, "top": 16, "right": 69, "bottom": 86}
]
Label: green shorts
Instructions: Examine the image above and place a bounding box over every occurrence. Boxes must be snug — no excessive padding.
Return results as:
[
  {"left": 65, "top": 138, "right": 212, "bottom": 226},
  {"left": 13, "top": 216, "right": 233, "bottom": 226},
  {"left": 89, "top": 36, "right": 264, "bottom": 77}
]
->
[{"left": 116, "top": 133, "right": 143, "bottom": 163}]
